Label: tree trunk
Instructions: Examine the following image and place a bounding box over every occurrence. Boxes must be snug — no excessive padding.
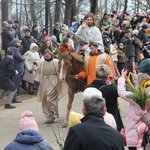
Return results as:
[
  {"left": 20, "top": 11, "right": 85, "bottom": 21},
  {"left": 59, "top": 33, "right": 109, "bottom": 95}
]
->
[
  {"left": 54, "top": 0, "right": 62, "bottom": 24},
  {"left": 115, "top": 0, "right": 119, "bottom": 12},
  {"left": 123, "top": 0, "right": 128, "bottom": 13},
  {"left": 49, "top": 11, "right": 53, "bottom": 35},
  {"left": 19, "top": 0, "right": 22, "bottom": 29},
  {"left": 90, "top": 0, "right": 98, "bottom": 14},
  {"left": 71, "top": 0, "right": 76, "bottom": 24},
  {"left": 45, "top": 0, "right": 50, "bottom": 28},
  {"left": 136, "top": 0, "right": 140, "bottom": 12},
  {"left": 16, "top": 0, "right": 18, "bottom": 20},
  {"left": 0, "top": 0, "right": 2, "bottom": 50},
  {"left": 24, "top": 0, "right": 29, "bottom": 27},
  {"left": 2, "top": 0, "right": 8, "bottom": 21},
  {"left": 30, "top": 0, "right": 37, "bottom": 25},
  {"left": 64, "top": 0, "right": 72, "bottom": 26},
  {"left": 104, "top": 0, "right": 108, "bottom": 13}
]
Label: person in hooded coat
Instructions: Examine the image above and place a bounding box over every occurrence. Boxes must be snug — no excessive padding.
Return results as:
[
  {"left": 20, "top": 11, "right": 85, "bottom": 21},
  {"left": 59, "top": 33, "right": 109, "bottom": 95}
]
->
[
  {"left": 23, "top": 43, "right": 40, "bottom": 94},
  {"left": 4, "top": 110, "right": 53, "bottom": 150},
  {"left": 41, "top": 27, "right": 50, "bottom": 42}
]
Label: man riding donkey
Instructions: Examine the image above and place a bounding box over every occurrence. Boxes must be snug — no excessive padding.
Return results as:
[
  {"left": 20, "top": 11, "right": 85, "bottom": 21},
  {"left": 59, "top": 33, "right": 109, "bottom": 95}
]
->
[
  {"left": 75, "top": 12, "right": 119, "bottom": 84},
  {"left": 60, "top": 13, "right": 119, "bottom": 128}
]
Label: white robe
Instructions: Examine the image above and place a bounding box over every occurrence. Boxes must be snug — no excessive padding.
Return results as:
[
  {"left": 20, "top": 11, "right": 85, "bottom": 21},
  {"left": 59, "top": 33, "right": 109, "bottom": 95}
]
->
[{"left": 75, "top": 25, "right": 105, "bottom": 52}]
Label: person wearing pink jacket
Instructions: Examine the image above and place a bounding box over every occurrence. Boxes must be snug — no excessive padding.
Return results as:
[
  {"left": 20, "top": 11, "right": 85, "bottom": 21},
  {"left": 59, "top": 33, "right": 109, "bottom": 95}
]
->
[{"left": 117, "top": 70, "right": 150, "bottom": 150}]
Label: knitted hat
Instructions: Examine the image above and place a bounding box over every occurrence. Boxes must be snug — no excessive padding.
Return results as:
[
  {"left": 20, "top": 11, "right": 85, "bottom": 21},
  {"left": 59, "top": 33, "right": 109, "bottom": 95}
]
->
[
  {"left": 22, "top": 26, "right": 29, "bottom": 32},
  {"left": 119, "top": 43, "right": 124, "bottom": 46},
  {"left": 24, "top": 29, "right": 31, "bottom": 33},
  {"left": 32, "top": 24, "right": 38, "bottom": 30},
  {"left": 19, "top": 110, "right": 39, "bottom": 131},
  {"left": 11, "top": 38, "right": 22, "bottom": 44},
  {"left": 14, "top": 20, "right": 20, "bottom": 23},
  {"left": 96, "top": 64, "right": 110, "bottom": 78},
  {"left": 2, "top": 21, "right": 8, "bottom": 26},
  {"left": 82, "top": 87, "right": 104, "bottom": 102},
  {"left": 8, "top": 20, "right": 12, "bottom": 24}
]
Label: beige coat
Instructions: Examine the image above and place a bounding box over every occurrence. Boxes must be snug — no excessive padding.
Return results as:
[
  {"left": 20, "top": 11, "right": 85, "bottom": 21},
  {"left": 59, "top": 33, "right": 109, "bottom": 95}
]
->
[
  {"left": 34, "top": 58, "right": 60, "bottom": 118},
  {"left": 24, "top": 43, "right": 40, "bottom": 76},
  {"left": 109, "top": 44, "right": 118, "bottom": 62}
]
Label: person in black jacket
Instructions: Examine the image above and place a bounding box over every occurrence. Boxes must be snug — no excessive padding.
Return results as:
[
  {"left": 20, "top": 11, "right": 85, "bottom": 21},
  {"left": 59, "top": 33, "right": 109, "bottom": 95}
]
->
[
  {"left": 31, "top": 25, "right": 41, "bottom": 47},
  {"left": 138, "top": 24, "right": 149, "bottom": 45},
  {"left": 1, "top": 21, "right": 13, "bottom": 56},
  {"left": 121, "top": 30, "right": 137, "bottom": 71},
  {"left": 9, "top": 38, "right": 25, "bottom": 103},
  {"left": 21, "top": 29, "right": 33, "bottom": 55},
  {"left": 0, "top": 48, "right": 18, "bottom": 108},
  {"left": 64, "top": 87, "right": 124, "bottom": 150},
  {"left": 85, "top": 64, "right": 124, "bottom": 132}
]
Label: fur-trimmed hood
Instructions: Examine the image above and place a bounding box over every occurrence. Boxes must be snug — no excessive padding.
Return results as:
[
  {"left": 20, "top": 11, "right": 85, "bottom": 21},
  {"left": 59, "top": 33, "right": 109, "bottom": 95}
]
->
[{"left": 30, "top": 43, "right": 38, "bottom": 51}]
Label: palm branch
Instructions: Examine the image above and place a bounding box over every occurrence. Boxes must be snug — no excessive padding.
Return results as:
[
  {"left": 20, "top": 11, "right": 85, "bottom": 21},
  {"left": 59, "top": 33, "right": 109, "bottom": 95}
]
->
[{"left": 127, "top": 86, "right": 150, "bottom": 110}]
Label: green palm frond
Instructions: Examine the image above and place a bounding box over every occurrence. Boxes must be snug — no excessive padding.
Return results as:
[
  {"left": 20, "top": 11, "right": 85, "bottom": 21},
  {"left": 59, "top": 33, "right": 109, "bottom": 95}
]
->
[{"left": 127, "top": 86, "right": 150, "bottom": 109}]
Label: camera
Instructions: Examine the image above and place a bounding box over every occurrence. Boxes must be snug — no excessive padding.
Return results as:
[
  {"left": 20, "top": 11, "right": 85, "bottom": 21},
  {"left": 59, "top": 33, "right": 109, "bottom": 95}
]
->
[
  {"left": 124, "top": 61, "right": 133, "bottom": 73},
  {"left": 33, "top": 62, "right": 38, "bottom": 66}
]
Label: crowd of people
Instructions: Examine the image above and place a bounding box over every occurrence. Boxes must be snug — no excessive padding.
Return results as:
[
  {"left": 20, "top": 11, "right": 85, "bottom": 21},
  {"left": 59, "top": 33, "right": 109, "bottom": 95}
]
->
[{"left": 0, "top": 10, "right": 150, "bottom": 150}]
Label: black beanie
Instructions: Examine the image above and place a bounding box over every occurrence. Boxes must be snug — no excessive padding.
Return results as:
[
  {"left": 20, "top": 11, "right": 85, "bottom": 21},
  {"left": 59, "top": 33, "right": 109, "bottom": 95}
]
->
[{"left": 32, "top": 25, "right": 38, "bottom": 30}]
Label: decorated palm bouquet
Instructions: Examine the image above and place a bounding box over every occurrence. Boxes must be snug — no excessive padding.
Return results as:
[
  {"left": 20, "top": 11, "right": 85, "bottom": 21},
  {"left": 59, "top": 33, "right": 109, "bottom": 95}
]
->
[
  {"left": 52, "top": 48, "right": 59, "bottom": 58},
  {"left": 125, "top": 72, "right": 150, "bottom": 110}
]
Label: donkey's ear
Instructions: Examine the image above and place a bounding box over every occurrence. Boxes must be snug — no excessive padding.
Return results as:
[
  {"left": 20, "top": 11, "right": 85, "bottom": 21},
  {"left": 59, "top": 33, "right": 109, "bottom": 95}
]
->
[{"left": 70, "top": 52, "right": 84, "bottom": 63}]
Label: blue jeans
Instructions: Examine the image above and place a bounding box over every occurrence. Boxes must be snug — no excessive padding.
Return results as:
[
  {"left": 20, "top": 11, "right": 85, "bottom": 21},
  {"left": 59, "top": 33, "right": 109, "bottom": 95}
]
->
[{"left": 11, "top": 73, "right": 22, "bottom": 100}]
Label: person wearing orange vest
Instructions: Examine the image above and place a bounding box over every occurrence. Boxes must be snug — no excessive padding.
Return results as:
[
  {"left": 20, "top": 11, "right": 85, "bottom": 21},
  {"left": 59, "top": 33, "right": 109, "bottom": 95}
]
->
[{"left": 75, "top": 41, "right": 114, "bottom": 84}]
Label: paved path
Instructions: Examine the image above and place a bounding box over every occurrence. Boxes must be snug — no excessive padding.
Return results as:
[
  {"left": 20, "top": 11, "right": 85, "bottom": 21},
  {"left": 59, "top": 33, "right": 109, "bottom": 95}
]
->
[{"left": 0, "top": 92, "right": 129, "bottom": 149}]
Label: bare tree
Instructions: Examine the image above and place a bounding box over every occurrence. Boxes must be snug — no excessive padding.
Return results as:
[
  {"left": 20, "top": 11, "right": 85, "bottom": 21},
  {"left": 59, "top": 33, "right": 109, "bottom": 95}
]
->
[
  {"left": 30, "top": 0, "right": 37, "bottom": 25},
  {"left": 123, "top": 0, "right": 128, "bottom": 13},
  {"left": 54, "top": 0, "right": 62, "bottom": 24},
  {"left": 15, "top": 0, "right": 19, "bottom": 20},
  {"left": 45, "top": 0, "right": 50, "bottom": 28},
  {"left": 24, "top": 0, "right": 29, "bottom": 27},
  {"left": 2, "top": 0, "right": 9, "bottom": 21},
  {"left": 90, "top": 0, "right": 98, "bottom": 14},
  {"left": 64, "top": 0, "right": 72, "bottom": 26},
  {"left": 71, "top": 0, "right": 76, "bottom": 22},
  {"left": 104, "top": 0, "right": 108, "bottom": 13}
]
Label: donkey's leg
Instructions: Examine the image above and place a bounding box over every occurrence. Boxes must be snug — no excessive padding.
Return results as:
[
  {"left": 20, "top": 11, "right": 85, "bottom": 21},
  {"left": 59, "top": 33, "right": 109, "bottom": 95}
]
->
[{"left": 61, "top": 87, "right": 75, "bottom": 128}]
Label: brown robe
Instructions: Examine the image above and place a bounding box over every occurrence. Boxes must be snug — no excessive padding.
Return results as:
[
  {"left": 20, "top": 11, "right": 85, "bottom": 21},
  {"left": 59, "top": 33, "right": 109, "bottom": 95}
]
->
[{"left": 34, "top": 59, "right": 59, "bottom": 118}]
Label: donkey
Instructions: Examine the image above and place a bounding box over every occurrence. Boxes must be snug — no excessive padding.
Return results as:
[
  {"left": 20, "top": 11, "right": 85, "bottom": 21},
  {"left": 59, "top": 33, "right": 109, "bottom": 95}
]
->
[{"left": 59, "top": 51, "right": 86, "bottom": 127}]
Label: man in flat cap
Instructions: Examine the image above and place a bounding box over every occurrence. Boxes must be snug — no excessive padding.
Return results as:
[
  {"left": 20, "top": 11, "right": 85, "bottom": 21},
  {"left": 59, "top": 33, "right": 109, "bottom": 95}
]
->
[{"left": 64, "top": 87, "right": 124, "bottom": 150}]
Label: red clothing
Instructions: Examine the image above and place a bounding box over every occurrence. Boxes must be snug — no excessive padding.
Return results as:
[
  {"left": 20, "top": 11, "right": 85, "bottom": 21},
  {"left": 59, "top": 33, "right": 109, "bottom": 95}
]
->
[
  {"left": 41, "top": 34, "right": 50, "bottom": 41},
  {"left": 59, "top": 44, "right": 74, "bottom": 53}
]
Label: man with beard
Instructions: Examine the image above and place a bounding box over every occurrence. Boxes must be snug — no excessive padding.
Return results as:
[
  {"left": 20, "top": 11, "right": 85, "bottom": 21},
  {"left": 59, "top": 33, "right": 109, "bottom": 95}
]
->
[
  {"left": 75, "top": 42, "right": 114, "bottom": 85},
  {"left": 75, "top": 13, "right": 104, "bottom": 57}
]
